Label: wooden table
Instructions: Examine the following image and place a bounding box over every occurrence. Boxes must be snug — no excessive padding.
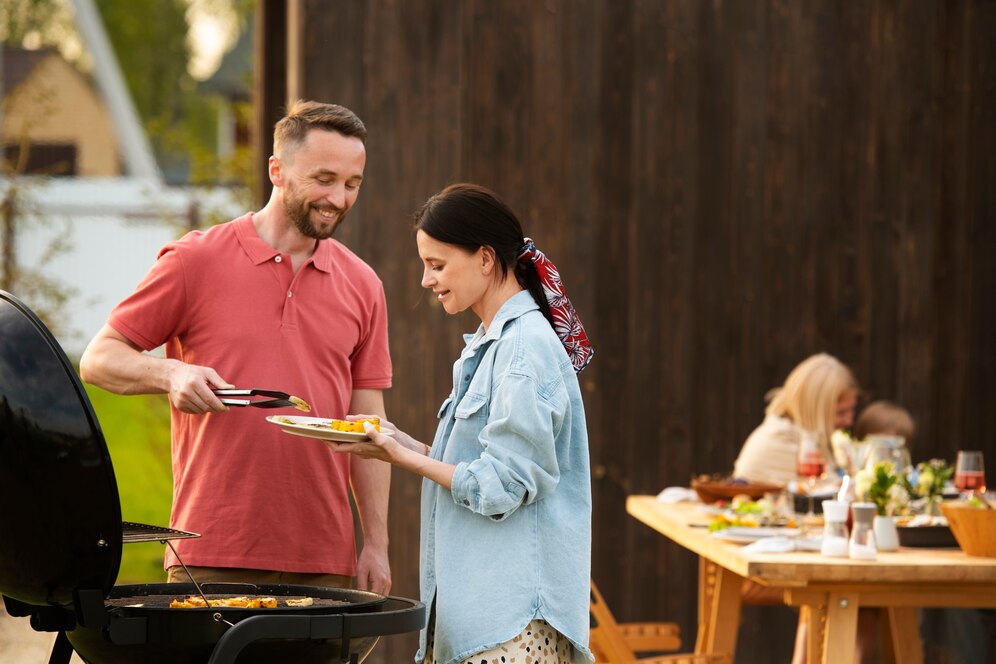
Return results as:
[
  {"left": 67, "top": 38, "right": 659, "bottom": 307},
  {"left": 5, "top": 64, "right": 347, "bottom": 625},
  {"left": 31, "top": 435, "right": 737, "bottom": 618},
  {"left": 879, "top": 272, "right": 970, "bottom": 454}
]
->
[{"left": 627, "top": 495, "right": 996, "bottom": 664}]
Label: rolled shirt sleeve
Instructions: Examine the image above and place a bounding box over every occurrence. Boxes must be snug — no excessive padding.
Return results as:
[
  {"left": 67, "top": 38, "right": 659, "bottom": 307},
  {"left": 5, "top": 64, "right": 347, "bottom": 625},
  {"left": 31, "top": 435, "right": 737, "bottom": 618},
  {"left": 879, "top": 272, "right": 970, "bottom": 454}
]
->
[{"left": 450, "top": 372, "right": 564, "bottom": 520}]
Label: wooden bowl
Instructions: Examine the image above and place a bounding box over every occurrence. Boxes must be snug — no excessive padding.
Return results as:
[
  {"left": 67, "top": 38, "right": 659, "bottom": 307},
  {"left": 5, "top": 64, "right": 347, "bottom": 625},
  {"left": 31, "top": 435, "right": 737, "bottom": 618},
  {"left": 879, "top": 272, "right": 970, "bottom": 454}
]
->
[
  {"left": 691, "top": 477, "right": 785, "bottom": 504},
  {"left": 940, "top": 501, "right": 996, "bottom": 557}
]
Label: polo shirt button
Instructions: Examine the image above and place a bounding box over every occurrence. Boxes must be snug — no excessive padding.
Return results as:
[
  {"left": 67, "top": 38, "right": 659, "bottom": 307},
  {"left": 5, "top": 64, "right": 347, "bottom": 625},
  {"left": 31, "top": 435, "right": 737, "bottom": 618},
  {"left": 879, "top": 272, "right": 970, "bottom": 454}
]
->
[
  {"left": 287, "top": 291, "right": 293, "bottom": 298},
  {"left": 274, "top": 255, "right": 282, "bottom": 263}
]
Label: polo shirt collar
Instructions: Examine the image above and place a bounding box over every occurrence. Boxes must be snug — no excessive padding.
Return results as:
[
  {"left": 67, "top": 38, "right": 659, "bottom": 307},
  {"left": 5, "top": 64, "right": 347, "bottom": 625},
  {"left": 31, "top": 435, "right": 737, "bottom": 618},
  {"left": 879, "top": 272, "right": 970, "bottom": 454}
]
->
[{"left": 235, "top": 212, "right": 334, "bottom": 273}]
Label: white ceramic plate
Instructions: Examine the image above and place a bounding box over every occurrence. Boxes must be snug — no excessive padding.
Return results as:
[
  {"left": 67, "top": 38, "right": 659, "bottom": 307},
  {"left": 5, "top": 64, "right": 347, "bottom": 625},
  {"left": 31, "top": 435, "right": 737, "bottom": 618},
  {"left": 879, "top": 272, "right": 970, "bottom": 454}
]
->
[
  {"left": 711, "top": 526, "right": 802, "bottom": 543},
  {"left": 266, "top": 416, "right": 393, "bottom": 443}
]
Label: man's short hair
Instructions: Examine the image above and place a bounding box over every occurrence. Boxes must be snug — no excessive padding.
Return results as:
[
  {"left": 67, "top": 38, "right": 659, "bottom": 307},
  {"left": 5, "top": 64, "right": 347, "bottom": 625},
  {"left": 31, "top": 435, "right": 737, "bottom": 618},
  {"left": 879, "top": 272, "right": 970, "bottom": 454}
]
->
[{"left": 273, "top": 100, "right": 367, "bottom": 155}]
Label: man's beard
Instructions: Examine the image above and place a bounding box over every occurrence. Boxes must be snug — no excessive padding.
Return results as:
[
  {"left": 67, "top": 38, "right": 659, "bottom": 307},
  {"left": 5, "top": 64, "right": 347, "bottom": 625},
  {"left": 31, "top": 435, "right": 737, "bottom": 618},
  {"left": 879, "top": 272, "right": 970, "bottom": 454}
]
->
[{"left": 284, "top": 192, "right": 347, "bottom": 240}]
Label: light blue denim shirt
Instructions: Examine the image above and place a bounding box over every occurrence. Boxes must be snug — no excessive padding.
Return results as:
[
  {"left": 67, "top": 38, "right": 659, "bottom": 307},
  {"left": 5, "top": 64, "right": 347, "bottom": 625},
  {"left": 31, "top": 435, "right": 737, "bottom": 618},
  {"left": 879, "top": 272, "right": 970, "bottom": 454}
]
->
[{"left": 415, "top": 290, "right": 594, "bottom": 664}]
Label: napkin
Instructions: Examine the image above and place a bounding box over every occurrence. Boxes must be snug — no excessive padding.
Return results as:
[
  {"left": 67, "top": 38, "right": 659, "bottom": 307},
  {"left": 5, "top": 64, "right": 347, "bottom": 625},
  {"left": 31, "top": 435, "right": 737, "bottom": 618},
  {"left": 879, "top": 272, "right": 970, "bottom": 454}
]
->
[
  {"left": 742, "top": 536, "right": 823, "bottom": 554},
  {"left": 656, "top": 487, "right": 699, "bottom": 503}
]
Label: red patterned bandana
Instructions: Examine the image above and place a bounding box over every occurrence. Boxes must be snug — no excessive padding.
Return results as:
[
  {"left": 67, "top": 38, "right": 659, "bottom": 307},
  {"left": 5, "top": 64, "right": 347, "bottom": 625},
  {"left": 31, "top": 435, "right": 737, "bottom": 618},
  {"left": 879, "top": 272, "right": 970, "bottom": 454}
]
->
[{"left": 517, "top": 238, "right": 594, "bottom": 373}]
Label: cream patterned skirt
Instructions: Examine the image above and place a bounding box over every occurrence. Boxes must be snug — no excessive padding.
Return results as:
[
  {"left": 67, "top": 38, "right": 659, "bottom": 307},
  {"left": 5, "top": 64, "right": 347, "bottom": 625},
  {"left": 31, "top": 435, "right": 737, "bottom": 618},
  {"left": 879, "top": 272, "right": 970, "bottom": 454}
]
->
[{"left": 425, "top": 618, "right": 574, "bottom": 664}]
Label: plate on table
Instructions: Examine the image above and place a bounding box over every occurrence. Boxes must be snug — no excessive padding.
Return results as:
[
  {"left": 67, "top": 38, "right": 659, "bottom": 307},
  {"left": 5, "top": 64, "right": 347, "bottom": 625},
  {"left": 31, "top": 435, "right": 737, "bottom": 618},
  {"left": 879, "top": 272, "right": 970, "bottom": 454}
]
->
[
  {"left": 266, "top": 416, "right": 393, "bottom": 443},
  {"left": 711, "top": 527, "right": 802, "bottom": 543}
]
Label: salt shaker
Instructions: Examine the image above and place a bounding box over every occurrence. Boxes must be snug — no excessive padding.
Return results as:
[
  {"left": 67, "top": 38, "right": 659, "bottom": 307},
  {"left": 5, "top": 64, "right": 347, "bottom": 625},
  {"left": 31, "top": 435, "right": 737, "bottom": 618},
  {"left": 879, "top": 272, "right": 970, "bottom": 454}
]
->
[
  {"left": 821, "top": 499, "right": 850, "bottom": 558},
  {"left": 849, "top": 502, "right": 877, "bottom": 560}
]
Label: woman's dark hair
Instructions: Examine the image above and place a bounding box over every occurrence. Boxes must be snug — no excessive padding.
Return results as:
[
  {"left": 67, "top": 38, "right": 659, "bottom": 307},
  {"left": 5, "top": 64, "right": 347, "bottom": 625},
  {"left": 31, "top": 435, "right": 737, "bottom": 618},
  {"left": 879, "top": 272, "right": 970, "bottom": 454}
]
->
[{"left": 413, "top": 183, "right": 554, "bottom": 328}]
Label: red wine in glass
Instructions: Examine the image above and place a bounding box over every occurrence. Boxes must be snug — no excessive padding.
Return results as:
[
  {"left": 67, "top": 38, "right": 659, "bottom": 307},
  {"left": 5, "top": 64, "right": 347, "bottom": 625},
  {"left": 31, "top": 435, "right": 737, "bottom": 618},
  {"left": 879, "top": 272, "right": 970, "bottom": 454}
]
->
[
  {"left": 955, "top": 451, "right": 987, "bottom": 496},
  {"left": 955, "top": 470, "right": 986, "bottom": 493},
  {"left": 798, "top": 458, "right": 826, "bottom": 479},
  {"left": 797, "top": 446, "right": 826, "bottom": 522}
]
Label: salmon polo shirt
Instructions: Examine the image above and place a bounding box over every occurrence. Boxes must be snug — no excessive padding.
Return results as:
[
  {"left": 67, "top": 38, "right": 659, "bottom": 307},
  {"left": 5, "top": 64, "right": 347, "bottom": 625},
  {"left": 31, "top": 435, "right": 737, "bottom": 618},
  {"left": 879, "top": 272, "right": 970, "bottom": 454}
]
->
[{"left": 108, "top": 213, "right": 392, "bottom": 575}]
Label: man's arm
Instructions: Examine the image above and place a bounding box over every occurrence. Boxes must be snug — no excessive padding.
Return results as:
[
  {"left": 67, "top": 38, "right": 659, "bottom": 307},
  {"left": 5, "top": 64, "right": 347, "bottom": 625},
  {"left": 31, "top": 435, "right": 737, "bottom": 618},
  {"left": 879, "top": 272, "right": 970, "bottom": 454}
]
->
[
  {"left": 79, "top": 324, "right": 232, "bottom": 413},
  {"left": 348, "top": 388, "right": 392, "bottom": 595}
]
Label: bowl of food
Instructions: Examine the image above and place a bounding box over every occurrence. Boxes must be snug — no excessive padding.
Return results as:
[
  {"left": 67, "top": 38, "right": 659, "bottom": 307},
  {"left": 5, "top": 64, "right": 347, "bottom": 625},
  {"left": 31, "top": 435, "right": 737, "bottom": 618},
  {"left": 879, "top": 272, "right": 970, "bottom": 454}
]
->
[
  {"left": 940, "top": 500, "right": 996, "bottom": 557},
  {"left": 691, "top": 475, "right": 785, "bottom": 504},
  {"left": 894, "top": 514, "right": 959, "bottom": 548}
]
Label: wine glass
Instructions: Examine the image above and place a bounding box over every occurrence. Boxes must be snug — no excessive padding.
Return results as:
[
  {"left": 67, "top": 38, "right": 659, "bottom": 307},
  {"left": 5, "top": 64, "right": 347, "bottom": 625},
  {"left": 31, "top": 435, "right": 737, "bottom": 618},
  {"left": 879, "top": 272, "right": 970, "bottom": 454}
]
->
[
  {"left": 797, "top": 431, "right": 827, "bottom": 522},
  {"left": 955, "top": 451, "right": 987, "bottom": 497}
]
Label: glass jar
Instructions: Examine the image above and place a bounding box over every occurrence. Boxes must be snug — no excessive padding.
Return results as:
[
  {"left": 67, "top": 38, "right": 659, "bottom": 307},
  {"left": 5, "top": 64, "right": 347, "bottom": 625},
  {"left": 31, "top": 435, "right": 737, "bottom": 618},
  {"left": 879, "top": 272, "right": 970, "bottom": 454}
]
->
[
  {"left": 821, "top": 500, "right": 850, "bottom": 558},
  {"left": 849, "top": 502, "right": 877, "bottom": 560}
]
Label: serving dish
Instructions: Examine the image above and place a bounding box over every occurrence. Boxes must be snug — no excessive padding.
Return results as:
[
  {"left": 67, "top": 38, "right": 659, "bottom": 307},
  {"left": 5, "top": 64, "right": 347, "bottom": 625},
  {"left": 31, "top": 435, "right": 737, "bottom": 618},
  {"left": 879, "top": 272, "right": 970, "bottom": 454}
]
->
[
  {"left": 895, "top": 524, "right": 959, "bottom": 548},
  {"left": 691, "top": 477, "right": 785, "bottom": 504},
  {"left": 941, "top": 501, "right": 996, "bottom": 557}
]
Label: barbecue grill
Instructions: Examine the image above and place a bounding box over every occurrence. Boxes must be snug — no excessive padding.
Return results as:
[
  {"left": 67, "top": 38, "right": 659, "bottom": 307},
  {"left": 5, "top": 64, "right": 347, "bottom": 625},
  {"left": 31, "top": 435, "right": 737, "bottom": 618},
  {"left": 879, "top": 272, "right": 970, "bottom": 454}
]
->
[{"left": 0, "top": 290, "right": 424, "bottom": 663}]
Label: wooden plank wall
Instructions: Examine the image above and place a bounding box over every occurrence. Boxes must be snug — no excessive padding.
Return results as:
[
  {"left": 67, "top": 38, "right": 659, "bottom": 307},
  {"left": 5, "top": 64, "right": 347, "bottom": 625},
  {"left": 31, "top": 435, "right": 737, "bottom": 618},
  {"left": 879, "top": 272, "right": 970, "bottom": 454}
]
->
[{"left": 257, "top": 1, "right": 996, "bottom": 661}]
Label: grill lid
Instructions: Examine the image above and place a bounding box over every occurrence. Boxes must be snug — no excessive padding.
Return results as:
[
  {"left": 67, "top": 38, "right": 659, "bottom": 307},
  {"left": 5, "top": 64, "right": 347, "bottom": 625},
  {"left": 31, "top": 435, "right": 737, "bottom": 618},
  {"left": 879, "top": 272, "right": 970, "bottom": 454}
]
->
[{"left": 0, "top": 290, "right": 122, "bottom": 606}]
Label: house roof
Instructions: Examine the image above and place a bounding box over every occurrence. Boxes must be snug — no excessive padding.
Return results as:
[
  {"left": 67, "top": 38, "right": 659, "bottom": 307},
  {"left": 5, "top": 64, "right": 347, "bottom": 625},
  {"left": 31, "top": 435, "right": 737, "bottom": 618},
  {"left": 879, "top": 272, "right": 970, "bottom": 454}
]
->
[
  {"left": 199, "top": 20, "right": 252, "bottom": 101},
  {"left": 2, "top": 46, "right": 55, "bottom": 96}
]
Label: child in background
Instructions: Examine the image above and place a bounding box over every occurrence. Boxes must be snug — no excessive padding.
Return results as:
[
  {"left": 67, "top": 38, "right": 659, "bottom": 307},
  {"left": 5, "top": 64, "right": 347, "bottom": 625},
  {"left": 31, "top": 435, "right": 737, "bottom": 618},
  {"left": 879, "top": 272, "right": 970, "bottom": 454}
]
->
[{"left": 853, "top": 400, "right": 916, "bottom": 443}]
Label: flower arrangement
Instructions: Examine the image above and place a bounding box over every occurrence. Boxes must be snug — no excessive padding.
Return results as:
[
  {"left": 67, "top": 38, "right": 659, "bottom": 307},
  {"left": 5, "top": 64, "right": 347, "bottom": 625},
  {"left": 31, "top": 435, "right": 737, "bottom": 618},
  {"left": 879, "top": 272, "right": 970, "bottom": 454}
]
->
[
  {"left": 911, "top": 458, "right": 953, "bottom": 515},
  {"left": 855, "top": 461, "right": 911, "bottom": 516}
]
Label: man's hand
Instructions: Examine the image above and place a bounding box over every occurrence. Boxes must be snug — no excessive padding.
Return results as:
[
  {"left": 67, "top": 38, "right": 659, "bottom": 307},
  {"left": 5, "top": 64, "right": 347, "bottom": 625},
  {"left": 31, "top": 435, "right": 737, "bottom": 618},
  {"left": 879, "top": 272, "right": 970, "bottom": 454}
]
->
[
  {"left": 166, "top": 362, "right": 234, "bottom": 414},
  {"left": 355, "top": 541, "right": 391, "bottom": 595}
]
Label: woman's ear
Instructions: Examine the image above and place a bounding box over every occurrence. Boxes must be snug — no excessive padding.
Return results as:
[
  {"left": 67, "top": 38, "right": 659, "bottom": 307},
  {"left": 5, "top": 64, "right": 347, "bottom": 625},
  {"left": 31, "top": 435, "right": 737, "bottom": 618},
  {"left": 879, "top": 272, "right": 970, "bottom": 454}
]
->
[{"left": 480, "top": 246, "right": 497, "bottom": 275}]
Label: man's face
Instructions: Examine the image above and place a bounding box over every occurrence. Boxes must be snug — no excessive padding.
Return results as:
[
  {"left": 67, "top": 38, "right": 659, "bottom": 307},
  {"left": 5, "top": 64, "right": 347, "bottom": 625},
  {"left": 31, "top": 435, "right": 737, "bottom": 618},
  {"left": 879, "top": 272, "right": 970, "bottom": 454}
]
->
[{"left": 276, "top": 129, "right": 366, "bottom": 239}]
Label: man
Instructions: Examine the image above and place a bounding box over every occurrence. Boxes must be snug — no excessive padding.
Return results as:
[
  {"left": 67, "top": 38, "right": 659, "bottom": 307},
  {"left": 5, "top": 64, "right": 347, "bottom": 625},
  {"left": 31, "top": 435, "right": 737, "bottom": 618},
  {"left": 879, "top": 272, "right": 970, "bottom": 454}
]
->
[{"left": 79, "top": 100, "right": 391, "bottom": 594}]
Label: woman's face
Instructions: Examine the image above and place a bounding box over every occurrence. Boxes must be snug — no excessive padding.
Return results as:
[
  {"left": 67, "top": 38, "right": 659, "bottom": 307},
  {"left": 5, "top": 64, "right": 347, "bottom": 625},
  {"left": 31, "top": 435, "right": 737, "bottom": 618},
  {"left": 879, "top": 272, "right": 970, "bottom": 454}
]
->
[
  {"left": 417, "top": 230, "right": 492, "bottom": 316},
  {"left": 834, "top": 390, "right": 858, "bottom": 429}
]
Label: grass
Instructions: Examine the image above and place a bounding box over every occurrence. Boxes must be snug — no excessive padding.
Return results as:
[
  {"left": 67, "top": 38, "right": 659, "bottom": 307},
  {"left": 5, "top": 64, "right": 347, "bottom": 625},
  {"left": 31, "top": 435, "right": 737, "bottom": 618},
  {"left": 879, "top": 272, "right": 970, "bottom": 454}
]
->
[{"left": 84, "top": 385, "right": 174, "bottom": 584}]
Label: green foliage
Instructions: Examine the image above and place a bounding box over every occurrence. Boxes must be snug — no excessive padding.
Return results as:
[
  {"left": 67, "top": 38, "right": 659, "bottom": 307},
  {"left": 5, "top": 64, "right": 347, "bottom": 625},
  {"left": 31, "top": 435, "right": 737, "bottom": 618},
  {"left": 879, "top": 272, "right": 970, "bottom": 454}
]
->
[
  {"left": 84, "top": 384, "right": 174, "bottom": 583},
  {"left": 95, "top": 0, "right": 191, "bottom": 125},
  {"left": 0, "top": 0, "right": 76, "bottom": 49}
]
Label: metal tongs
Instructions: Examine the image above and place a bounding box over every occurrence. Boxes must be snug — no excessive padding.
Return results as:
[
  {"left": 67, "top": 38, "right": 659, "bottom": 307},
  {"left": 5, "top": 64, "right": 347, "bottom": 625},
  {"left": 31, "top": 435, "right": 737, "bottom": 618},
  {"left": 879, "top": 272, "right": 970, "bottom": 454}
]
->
[{"left": 213, "top": 388, "right": 311, "bottom": 412}]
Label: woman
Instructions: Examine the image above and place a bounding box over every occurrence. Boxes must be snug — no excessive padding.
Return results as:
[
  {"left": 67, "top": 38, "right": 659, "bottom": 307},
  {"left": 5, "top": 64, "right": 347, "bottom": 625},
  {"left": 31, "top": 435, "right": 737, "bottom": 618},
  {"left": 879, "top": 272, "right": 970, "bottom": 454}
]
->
[
  {"left": 327, "top": 183, "right": 595, "bottom": 664},
  {"left": 733, "top": 353, "right": 858, "bottom": 664},
  {"left": 733, "top": 352, "right": 858, "bottom": 484}
]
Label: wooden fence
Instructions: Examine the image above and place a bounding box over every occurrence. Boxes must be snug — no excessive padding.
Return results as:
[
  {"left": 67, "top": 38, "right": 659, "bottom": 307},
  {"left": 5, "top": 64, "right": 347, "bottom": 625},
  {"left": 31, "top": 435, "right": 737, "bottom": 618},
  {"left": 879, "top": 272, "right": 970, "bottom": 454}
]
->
[{"left": 255, "top": 1, "right": 996, "bottom": 660}]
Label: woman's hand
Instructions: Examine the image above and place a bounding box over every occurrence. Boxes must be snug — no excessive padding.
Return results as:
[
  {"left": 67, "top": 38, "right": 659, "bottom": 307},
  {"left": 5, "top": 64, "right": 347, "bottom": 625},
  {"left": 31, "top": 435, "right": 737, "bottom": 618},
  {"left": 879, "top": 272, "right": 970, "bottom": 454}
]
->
[{"left": 323, "top": 414, "right": 428, "bottom": 463}]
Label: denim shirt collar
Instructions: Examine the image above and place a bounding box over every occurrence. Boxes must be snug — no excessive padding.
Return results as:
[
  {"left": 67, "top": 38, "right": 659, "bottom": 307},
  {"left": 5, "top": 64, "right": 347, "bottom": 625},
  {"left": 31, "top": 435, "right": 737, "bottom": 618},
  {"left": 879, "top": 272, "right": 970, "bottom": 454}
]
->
[{"left": 463, "top": 290, "right": 539, "bottom": 349}]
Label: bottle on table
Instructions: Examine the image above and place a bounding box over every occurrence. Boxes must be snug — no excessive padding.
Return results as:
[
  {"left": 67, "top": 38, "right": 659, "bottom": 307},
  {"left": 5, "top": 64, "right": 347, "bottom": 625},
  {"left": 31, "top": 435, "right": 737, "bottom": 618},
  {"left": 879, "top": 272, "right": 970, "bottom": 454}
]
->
[
  {"left": 821, "top": 499, "right": 850, "bottom": 558},
  {"left": 849, "top": 502, "right": 877, "bottom": 561}
]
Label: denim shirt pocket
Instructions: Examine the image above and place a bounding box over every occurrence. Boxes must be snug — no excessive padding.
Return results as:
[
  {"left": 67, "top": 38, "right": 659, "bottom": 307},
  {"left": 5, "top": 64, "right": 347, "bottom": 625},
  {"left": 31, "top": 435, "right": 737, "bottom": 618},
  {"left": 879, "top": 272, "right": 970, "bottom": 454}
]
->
[{"left": 454, "top": 391, "right": 489, "bottom": 420}]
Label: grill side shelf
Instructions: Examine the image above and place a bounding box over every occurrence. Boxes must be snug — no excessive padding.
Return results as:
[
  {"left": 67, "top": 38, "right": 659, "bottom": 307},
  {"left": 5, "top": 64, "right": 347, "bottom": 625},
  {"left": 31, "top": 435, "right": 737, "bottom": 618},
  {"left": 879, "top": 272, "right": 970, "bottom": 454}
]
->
[{"left": 121, "top": 522, "right": 201, "bottom": 543}]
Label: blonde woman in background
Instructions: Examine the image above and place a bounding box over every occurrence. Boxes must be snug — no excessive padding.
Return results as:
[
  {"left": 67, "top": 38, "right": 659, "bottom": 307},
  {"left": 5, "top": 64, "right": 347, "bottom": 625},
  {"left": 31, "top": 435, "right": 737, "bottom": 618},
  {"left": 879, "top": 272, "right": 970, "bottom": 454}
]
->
[
  {"left": 734, "top": 353, "right": 859, "bottom": 664},
  {"left": 734, "top": 353, "right": 859, "bottom": 484}
]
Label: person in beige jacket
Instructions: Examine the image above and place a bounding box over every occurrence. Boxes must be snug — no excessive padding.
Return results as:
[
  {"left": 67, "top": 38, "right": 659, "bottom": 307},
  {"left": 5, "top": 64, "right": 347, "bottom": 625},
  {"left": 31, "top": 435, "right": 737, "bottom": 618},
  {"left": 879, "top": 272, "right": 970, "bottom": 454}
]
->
[
  {"left": 733, "top": 353, "right": 859, "bottom": 664},
  {"left": 734, "top": 353, "right": 858, "bottom": 484}
]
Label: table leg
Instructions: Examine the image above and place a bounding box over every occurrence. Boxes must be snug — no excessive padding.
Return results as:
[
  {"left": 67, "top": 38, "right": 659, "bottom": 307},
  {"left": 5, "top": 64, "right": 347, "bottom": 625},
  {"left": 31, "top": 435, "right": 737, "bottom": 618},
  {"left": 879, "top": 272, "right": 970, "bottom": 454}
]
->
[
  {"left": 695, "top": 558, "right": 742, "bottom": 657},
  {"left": 883, "top": 607, "right": 923, "bottom": 664},
  {"left": 799, "top": 605, "right": 824, "bottom": 664},
  {"left": 821, "top": 591, "right": 859, "bottom": 664}
]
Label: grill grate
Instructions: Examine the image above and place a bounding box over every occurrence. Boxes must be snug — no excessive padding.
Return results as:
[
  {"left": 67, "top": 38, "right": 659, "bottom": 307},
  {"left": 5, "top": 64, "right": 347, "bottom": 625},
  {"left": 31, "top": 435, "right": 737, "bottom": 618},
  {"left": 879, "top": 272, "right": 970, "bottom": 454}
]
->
[
  {"left": 121, "top": 521, "right": 200, "bottom": 543},
  {"left": 106, "top": 594, "right": 350, "bottom": 610}
]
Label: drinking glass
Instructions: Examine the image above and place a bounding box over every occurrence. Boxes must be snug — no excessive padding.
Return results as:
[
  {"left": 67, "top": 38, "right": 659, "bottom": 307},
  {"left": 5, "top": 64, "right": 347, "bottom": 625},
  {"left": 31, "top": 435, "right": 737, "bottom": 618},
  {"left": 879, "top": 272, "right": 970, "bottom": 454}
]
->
[
  {"left": 864, "top": 435, "right": 912, "bottom": 476},
  {"left": 797, "top": 431, "right": 827, "bottom": 520},
  {"left": 955, "top": 451, "right": 986, "bottom": 497}
]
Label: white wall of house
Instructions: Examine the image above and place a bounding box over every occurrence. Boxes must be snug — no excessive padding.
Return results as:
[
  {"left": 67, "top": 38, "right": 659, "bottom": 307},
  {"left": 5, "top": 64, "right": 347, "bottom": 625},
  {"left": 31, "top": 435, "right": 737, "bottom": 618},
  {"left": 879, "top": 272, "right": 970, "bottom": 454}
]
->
[{"left": 6, "top": 176, "right": 246, "bottom": 357}]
